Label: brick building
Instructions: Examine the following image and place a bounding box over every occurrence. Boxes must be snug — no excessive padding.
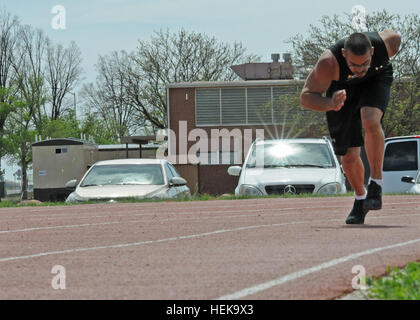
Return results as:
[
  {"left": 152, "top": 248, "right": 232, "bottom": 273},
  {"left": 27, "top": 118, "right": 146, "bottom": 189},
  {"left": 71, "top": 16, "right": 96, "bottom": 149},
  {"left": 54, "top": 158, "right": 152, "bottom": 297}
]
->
[{"left": 166, "top": 79, "right": 308, "bottom": 195}]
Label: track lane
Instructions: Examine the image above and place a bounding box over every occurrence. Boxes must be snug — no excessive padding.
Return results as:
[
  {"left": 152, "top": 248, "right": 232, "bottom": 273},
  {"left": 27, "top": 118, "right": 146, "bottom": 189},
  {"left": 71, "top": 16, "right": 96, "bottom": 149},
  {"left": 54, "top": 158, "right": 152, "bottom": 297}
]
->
[{"left": 0, "top": 195, "right": 419, "bottom": 299}]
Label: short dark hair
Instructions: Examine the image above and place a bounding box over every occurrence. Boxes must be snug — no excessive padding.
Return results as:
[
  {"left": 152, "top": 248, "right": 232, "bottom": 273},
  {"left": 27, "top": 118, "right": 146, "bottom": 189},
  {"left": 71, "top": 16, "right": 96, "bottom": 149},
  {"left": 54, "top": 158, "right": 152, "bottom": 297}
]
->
[{"left": 344, "top": 33, "right": 372, "bottom": 55}]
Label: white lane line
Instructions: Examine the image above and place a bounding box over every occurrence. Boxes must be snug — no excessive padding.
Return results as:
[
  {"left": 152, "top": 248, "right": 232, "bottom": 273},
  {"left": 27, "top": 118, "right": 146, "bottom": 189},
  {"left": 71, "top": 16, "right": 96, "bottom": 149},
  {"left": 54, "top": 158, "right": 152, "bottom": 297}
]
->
[
  {"left": 0, "top": 197, "right": 351, "bottom": 212},
  {"left": 1, "top": 211, "right": 420, "bottom": 262},
  {"left": 0, "top": 221, "right": 308, "bottom": 263},
  {"left": 2, "top": 198, "right": 420, "bottom": 222},
  {"left": 0, "top": 207, "right": 305, "bottom": 224},
  {"left": 0, "top": 213, "right": 273, "bottom": 234},
  {"left": 1, "top": 197, "right": 419, "bottom": 218},
  {"left": 0, "top": 221, "right": 126, "bottom": 234},
  {"left": 216, "top": 237, "right": 420, "bottom": 300},
  {"left": 0, "top": 196, "right": 395, "bottom": 219},
  {"left": 0, "top": 205, "right": 340, "bottom": 223},
  {"left": 5, "top": 197, "right": 418, "bottom": 222},
  {"left": 1, "top": 209, "right": 420, "bottom": 235},
  {"left": 0, "top": 201, "right": 308, "bottom": 217}
]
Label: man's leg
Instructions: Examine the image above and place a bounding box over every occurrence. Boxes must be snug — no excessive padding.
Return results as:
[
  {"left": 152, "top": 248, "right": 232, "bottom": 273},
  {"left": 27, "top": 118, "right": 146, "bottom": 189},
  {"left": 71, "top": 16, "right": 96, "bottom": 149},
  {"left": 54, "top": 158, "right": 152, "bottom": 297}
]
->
[
  {"left": 361, "top": 106, "right": 384, "bottom": 210},
  {"left": 342, "top": 147, "right": 369, "bottom": 224},
  {"left": 361, "top": 107, "right": 384, "bottom": 180},
  {"left": 341, "top": 147, "right": 365, "bottom": 197}
]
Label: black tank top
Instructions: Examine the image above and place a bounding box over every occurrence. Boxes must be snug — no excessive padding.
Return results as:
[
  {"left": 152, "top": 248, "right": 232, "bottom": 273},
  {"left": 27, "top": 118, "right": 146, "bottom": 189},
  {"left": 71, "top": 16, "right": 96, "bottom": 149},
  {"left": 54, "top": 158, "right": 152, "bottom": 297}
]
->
[{"left": 327, "top": 31, "right": 393, "bottom": 92}]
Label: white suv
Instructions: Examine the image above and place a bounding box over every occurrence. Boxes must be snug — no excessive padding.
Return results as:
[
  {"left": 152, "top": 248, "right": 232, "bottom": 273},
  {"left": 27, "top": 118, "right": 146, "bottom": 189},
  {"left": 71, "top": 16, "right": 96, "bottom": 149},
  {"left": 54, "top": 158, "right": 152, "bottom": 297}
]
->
[
  {"left": 383, "top": 135, "right": 420, "bottom": 193},
  {"left": 227, "top": 138, "right": 347, "bottom": 196}
]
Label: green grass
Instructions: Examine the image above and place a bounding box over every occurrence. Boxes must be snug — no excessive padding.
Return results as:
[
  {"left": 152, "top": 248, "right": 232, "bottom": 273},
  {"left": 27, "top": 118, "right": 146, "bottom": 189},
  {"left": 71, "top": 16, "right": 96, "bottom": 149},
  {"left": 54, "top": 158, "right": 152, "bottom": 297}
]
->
[
  {"left": 0, "top": 192, "right": 357, "bottom": 208},
  {"left": 367, "top": 262, "right": 420, "bottom": 300},
  {"left": 2, "top": 191, "right": 420, "bottom": 208},
  {"left": 0, "top": 200, "right": 70, "bottom": 208}
]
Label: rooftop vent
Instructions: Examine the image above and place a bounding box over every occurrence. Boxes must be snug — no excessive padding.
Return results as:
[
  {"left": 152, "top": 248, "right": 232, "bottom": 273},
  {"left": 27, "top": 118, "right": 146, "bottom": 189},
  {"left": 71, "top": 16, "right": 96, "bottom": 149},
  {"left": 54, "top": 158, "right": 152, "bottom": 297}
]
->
[
  {"left": 271, "top": 53, "right": 280, "bottom": 62},
  {"left": 231, "top": 53, "right": 294, "bottom": 80}
]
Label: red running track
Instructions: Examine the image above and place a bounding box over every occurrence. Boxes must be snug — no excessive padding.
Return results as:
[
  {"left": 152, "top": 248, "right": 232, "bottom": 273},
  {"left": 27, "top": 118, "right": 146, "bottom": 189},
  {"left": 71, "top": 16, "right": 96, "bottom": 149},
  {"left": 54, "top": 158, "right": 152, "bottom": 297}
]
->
[{"left": 0, "top": 195, "right": 420, "bottom": 300}]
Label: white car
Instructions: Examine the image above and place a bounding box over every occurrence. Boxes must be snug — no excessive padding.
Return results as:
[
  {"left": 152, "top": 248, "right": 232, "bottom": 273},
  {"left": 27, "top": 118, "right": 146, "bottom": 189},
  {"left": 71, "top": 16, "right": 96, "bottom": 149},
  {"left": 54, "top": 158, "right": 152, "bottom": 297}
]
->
[
  {"left": 65, "top": 159, "right": 191, "bottom": 203},
  {"left": 383, "top": 135, "right": 420, "bottom": 194},
  {"left": 228, "top": 138, "right": 347, "bottom": 196}
]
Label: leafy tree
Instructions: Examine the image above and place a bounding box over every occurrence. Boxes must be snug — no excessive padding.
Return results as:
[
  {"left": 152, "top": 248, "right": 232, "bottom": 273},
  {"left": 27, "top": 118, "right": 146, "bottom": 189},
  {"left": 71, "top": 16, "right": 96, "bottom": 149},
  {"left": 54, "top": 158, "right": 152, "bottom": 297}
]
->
[
  {"left": 42, "top": 109, "right": 81, "bottom": 139},
  {"left": 272, "top": 91, "right": 328, "bottom": 138},
  {"left": 0, "top": 11, "right": 84, "bottom": 199},
  {"left": 287, "top": 10, "right": 419, "bottom": 79},
  {"left": 4, "top": 95, "right": 33, "bottom": 200},
  {"left": 0, "top": 87, "right": 21, "bottom": 150},
  {"left": 384, "top": 79, "right": 420, "bottom": 136},
  {"left": 287, "top": 10, "right": 420, "bottom": 137},
  {"left": 79, "top": 111, "right": 121, "bottom": 145},
  {"left": 0, "top": 87, "right": 24, "bottom": 200},
  {"left": 0, "top": 10, "right": 20, "bottom": 197},
  {"left": 7, "top": 26, "right": 48, "bottom": 200},
  {"left": 9, "top": 26, "right": 47, "bottom": 200}
]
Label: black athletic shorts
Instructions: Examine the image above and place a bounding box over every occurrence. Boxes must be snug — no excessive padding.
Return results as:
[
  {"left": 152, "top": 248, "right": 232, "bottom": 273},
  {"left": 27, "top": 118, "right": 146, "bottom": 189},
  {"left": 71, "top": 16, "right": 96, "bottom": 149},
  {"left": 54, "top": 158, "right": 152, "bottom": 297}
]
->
[{"left": 326, "top": 68, "right": 393, "bottom": 156}]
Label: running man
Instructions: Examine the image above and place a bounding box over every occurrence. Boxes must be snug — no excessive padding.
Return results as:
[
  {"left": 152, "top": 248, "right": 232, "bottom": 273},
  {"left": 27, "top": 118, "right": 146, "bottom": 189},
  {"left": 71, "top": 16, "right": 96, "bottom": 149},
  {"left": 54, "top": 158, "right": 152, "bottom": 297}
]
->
[{"left": 300, "top": 30, "right": 401, "bottom": 224}]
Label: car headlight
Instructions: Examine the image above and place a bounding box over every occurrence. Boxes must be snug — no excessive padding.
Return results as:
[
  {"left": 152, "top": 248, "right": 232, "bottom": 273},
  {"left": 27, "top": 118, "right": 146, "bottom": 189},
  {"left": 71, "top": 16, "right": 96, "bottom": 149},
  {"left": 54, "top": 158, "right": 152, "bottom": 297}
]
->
[
  {"left": 65, "top": 192, "right": 88, "bottom": 203},
  {"left": 239, "top": 184, "right": 263, "bottom": 196},
  {"left": 317, "top": 183, "right": 341, "bottom": 195}
]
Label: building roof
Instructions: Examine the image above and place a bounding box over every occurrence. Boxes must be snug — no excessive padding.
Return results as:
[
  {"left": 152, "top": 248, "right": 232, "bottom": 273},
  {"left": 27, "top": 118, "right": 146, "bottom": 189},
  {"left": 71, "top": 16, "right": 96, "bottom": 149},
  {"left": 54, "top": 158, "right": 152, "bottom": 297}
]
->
[
  {"left": 32, "top": 138, "right": 97, "bottom": 147},
  {"left": 167, "top": 79, "right": 303, "bottom": 89},
  {"left": 120, "top": 135, "right": 157, "bottom": 145},
  {"left": 98, "top": 144, "right": 140, "bottom": 150},
  {"left": 98, "top": 143, "right": 160, "bottom": 150}
]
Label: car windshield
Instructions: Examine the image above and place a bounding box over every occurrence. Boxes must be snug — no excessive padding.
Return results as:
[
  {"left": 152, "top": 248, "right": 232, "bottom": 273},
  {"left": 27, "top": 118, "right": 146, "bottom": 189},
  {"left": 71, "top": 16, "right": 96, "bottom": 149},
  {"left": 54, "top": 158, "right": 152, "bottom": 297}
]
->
[
  {"left": 246, "top": 142, "right": 335, "bottom": 168},
  {"left": 80, "top": 164, "right": 165, "bottom": 186}
]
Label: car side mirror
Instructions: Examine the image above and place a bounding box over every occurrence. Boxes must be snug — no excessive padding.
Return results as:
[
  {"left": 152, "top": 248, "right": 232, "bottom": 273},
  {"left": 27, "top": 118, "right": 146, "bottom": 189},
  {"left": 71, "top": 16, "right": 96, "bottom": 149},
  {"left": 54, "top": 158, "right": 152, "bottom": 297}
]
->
[
  {"left": 227, "top": 166, "right": 242, "bottom": 176},
  {"left": 65, "top": 179, "right": 78, "bottom": 189},
  {"left": 170, "top": 177, "right": 187, "bottom": 186},
  {"left": 401, "top": 176, "right": 415, "bottom": 184}
]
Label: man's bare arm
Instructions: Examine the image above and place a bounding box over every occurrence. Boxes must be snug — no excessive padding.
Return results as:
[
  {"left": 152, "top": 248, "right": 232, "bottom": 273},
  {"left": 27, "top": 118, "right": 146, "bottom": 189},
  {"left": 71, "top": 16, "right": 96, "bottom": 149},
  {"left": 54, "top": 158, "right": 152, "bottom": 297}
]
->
[
  {"left": 379, "top": 29, "right": 401, "bottom": 58},
  {"left": 300, "top": 50, "right": 345, "bottom": 112}
]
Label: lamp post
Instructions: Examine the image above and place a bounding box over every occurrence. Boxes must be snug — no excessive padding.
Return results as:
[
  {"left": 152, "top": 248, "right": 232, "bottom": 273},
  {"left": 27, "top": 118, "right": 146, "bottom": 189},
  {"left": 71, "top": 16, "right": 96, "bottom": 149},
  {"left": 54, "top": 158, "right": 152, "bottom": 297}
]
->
[{"left": 67, "top": 91, "right": 76, "bottom": 119}]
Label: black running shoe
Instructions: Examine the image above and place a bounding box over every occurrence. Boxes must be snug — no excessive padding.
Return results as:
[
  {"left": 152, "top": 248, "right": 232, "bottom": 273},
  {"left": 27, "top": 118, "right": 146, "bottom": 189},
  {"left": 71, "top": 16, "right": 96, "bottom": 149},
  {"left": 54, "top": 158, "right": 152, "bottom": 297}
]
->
[
  {"left": 363, "top": 181, "right": 382, "bottom": 210},
  {"left": 345, "top": 199, "right": 369, "bottom": 224}
]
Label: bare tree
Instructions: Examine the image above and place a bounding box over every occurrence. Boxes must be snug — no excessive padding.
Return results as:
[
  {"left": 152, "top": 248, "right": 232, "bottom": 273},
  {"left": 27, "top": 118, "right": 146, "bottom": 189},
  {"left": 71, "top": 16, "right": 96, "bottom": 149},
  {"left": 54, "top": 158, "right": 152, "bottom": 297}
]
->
[
  {"left": 82, "top": 29, "right": 260, "bottom": 136},
  {"left": 45, "top": 40, "right": 83, "bottom": 120},
  {"left": 0, "top": 10, "right": 19, "bottom": 90},
  {"left": 12, "top": 25, "right": 47, "bottom": 123},
  {"left": 81, "top": 51, "right": 139, "bottom": 140},
  {"left": 130, "top": 29, "right": 260, "bottom": 129}
]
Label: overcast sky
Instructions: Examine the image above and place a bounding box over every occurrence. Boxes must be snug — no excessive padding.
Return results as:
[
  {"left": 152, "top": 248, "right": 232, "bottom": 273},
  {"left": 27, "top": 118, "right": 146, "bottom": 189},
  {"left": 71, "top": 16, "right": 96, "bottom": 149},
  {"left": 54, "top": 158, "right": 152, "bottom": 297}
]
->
[
  {"left": 1, "top": 0, "right": 419, "bottom": 179},
  {"left": 1, "top": 0, "right": 419, "bottom": 84}
]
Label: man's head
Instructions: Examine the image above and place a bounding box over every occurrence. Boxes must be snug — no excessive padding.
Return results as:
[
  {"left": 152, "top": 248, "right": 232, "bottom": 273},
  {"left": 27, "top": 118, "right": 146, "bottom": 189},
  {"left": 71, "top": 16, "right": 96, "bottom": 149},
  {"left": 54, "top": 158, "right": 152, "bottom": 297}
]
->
[{"left": 342, "top": 32, "right": 374, "bottom": 78}]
